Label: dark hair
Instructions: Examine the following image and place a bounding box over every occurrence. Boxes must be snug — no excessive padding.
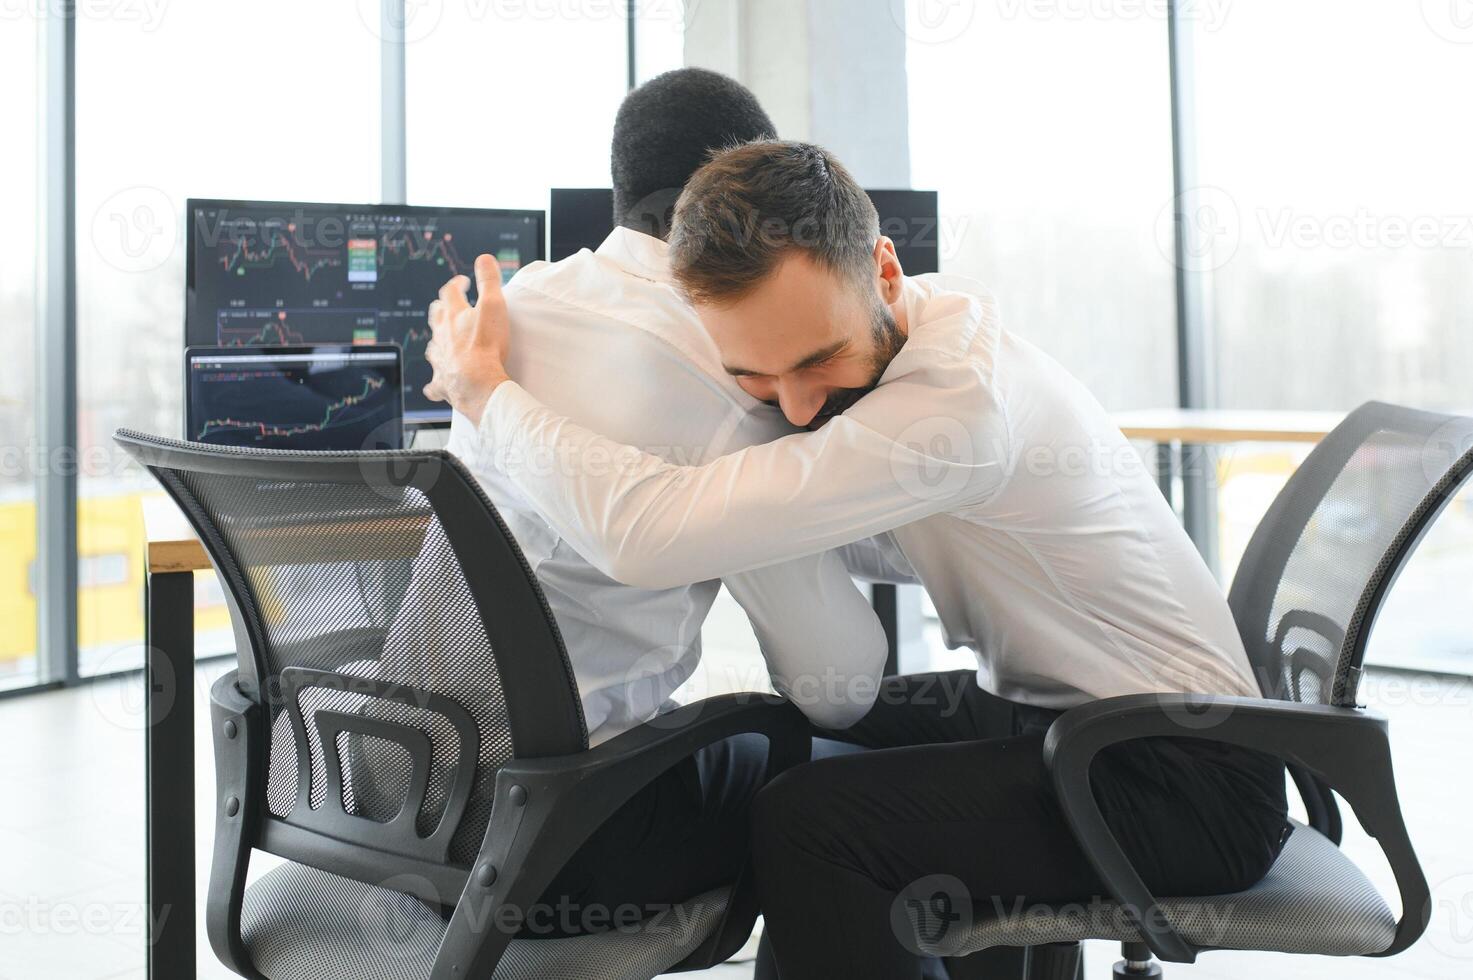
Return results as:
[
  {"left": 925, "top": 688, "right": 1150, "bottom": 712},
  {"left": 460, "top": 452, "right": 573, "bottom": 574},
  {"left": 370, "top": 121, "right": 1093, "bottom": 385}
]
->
[
  {"left": 669, "top": 140, "right": 880, "bottom": 306},
  {"left": 611, "top": 68, "right": 778, "bottom": 240}
]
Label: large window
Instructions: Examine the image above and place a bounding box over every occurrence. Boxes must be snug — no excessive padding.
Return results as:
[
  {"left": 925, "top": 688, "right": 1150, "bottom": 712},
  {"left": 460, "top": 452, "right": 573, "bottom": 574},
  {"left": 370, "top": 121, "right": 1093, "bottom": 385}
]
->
[
  {"left": 1193, "top": 3, "right": 1473, "bottom": 670},
  {"left": 0, "top": 12, "right": 40, "bottom": 688},
  {"left": 904, "top": 1, "right": 1179, "bottom": 410},
  {"left": 1193, "top": 2, "right": 1473, "bottom": 412},
  {"left": 74, "top": 3, "right": 381, "bottom": 675},
  {"left": 9, "top": 1, "right": 1473, "bottom": 687},
  {"left": 406, "top": 3, "right": 630, "bottom": 210}
]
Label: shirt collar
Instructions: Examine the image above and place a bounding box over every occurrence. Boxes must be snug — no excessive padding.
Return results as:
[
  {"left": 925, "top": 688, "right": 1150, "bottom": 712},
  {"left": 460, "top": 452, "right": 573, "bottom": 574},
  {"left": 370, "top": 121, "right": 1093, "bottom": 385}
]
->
[{"left": 594, "top": 226, "right": 674, "bottom": 285}]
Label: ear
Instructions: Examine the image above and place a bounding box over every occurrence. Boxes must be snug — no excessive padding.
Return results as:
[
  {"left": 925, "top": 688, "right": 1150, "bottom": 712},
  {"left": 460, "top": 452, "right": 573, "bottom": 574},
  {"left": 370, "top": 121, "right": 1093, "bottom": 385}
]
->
[{"left": 874, "top": 237, "right": 905, "bottom": 305}]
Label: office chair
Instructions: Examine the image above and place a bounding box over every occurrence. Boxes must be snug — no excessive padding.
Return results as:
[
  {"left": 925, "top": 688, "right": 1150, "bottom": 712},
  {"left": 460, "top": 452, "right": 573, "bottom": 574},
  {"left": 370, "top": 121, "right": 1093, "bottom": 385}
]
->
[
  {"left": 115, "top": 430, "right": 810, "bottom": 980},
  {"left": 905, "top": 401, "right": 1467, "bottom": 978}
]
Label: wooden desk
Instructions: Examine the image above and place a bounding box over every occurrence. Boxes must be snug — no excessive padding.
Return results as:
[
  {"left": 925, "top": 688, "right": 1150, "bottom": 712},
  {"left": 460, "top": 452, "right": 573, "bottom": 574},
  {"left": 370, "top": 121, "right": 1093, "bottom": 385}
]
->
[
  {"left": 1113, "top": 408, "right": 1343, "bottom": 570},
  {"left": 143, "top": 494, "right": 209, "bottom": 573},
  {"left": 1115, "top": 409, "right": 1342, "bottom": 446},
  {"left": 141, "top": 495, "right": 208, "bottom": 980}
]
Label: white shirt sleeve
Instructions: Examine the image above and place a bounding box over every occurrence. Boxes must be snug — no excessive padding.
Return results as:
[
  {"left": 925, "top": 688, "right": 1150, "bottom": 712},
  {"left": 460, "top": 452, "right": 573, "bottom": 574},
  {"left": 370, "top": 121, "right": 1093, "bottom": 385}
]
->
[
  {"left": 720, "top": 550, "right": 888, "bottom": 730},
  {"left": 477, "top": 347, "right": 1012, "bottom": 590}
]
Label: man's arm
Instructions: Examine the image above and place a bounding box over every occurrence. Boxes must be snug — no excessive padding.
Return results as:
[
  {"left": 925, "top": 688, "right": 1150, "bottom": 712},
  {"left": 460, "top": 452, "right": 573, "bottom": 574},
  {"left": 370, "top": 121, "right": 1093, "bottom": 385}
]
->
[
  {"left": 721, "top": 550, "right": 888, "bottom": 731},
  {"left": 473, "top": 372, "right": 1006, "bottom": 589},
  {"left": 426, "top": 255, "right": 1010, "bottom": 590}
]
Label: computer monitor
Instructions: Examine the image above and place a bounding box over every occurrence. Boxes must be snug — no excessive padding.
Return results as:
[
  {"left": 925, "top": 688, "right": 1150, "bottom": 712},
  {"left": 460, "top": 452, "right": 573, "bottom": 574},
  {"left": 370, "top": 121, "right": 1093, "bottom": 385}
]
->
[
  {"left": 865, "top": 189, "right": 940, "bottom": 276},
  {"left": 186, "top": 199, "right": 545, "bottom": 427},
  {"left": 549, "top": 187, "right": 940, "bottom": 274},
  {"left": 185, "top": 344, "right": 405, "bottom": 451},
  {"left": 549, "top": 188, "right": 618, "bottom": 262}
]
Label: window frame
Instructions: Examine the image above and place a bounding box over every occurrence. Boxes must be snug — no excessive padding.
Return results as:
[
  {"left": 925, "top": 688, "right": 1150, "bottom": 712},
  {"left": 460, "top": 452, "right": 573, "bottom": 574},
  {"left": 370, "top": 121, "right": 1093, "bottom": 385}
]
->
[{"left": 14, "top": 1, "right": 638, "bottom": 695}]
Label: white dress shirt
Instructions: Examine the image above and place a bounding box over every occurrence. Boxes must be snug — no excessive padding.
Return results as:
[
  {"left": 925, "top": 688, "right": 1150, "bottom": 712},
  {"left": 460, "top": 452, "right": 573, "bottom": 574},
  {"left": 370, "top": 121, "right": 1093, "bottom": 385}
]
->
[
  {"left": 448, "top": 227, "right": 887, "bottom": 743},
  {"left": 474, "top": 273, "right": 1261, "bottom": 710}
]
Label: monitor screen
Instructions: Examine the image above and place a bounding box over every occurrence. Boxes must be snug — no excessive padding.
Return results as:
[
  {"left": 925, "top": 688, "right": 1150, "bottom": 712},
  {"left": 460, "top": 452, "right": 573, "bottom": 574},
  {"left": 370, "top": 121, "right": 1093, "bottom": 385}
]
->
[
  {"left": 549, "top": 187, "right": 940, "bottom": 274},
  {"left": 185, "top": 345, "right": 405, "bottom": 451},
  {"left": 186, "top": 199, "right": 545, "bottom": 426},
  {"left": 549, "top": 188, "right": 618, "bottom": 262},
  {"left": 865, "top": 189, "right": 940, "bottom": 276}
]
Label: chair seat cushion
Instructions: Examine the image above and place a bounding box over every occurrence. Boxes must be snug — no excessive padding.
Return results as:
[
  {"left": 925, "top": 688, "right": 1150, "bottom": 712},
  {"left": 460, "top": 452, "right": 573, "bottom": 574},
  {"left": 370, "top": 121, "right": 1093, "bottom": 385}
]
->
[
  {"left": 906, "top": 822, "right": 1399, "bottom": 959},
  {"left": 239, "top": 860, "right": 731, "bottom": 980}
]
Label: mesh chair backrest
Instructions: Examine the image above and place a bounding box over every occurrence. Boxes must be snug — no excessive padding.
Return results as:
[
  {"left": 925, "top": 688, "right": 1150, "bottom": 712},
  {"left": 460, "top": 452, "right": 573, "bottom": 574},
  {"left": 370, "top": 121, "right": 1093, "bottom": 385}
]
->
[
  {"left": 1227, "top": 403, "right": 1473, "bottom": 707},
  {"left": 117, "top": 431, "right": 587, "bottom": 869}
]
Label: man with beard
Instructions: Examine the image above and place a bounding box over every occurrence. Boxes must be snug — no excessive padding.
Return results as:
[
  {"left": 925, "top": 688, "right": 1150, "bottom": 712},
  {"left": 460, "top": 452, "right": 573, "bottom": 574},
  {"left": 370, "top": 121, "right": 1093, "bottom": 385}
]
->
[{"left": 424, "top": 140, "right": 1290, "bottom": 979}]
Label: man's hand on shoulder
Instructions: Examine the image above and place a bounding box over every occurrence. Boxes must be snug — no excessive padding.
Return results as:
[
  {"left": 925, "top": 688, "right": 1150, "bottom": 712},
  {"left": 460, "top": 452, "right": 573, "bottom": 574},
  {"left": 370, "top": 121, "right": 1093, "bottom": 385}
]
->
[{"left": 423, "top": 253, "right": 512, "bottom": 425}]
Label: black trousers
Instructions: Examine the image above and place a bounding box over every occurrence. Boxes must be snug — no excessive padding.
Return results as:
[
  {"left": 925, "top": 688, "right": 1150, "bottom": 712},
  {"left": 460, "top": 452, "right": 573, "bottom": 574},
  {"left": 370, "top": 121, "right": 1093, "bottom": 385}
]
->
[
  {"left": 753, "top": 671, "right": 1291, "bottom": 980},
  {"left": 525, "top": 731, "right": 770, "bottom": 938}
]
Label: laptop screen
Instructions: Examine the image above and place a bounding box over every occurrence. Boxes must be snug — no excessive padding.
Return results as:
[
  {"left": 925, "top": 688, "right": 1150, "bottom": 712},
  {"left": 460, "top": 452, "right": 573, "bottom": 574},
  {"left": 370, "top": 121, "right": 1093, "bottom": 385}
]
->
[{"left": 185, "top": 345, "right": 405, "bottom": 451}]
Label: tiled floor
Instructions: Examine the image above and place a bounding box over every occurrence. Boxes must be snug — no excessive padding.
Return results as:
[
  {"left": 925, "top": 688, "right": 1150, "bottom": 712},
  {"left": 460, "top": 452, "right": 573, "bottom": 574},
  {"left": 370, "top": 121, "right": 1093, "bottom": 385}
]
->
[{"left": 3, "top": 662, "right": 1473, "bottom": 979}]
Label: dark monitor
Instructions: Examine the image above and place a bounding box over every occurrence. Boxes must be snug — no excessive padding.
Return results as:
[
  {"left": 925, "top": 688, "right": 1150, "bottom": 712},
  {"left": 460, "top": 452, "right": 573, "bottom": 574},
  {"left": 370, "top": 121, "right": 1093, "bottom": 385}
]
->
[
  {"left": 186, "top": 198, "right": 545, "bottom": 427},
  {"left": 549, "top": 188, "right": 618, "bottom": 262},
  {"left": 549, "top": 187, "right": 940, "bottom": 274},
  {"left": 186, "top": 344, "right": 404, "bottom": 451},
  {"left": 865, "top": 189, "right": 940, "bottom": 276}
]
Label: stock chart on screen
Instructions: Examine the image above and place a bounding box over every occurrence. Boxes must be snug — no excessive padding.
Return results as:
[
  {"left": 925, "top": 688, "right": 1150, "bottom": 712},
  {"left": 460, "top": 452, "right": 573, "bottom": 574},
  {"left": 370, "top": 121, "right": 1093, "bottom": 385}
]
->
[
  {"left": 186, "top": 346, "right": 405, "bottom": 451},
  {"left": 187, "top": 199, "right": 545, "bottom": 425}
]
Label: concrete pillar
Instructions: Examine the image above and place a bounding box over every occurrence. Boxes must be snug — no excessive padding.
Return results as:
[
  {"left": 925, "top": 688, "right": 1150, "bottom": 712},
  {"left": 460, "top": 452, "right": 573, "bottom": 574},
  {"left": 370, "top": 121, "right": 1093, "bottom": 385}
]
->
[{"left": 684, "top": 0, "right": 912, "bottom": 187}]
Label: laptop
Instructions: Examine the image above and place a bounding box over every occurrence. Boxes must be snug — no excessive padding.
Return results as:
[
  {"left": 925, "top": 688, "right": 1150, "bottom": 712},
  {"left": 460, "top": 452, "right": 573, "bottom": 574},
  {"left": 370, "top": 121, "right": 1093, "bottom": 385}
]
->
[{"left": 185, "top": 344, "right": 405, "bottom": 451}]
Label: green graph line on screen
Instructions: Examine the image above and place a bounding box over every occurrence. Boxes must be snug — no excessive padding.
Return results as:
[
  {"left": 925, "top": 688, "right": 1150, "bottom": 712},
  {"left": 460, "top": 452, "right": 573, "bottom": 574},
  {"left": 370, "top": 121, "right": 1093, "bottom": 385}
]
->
[
  {"left": 233, "top": 310, "right": 304, "bottom": 346},
  {"left": 195, "top": 373, "right": 388, "bottom": 442},
  {"left": 215, "top": 309, "right": 381, "bottom": 348}
]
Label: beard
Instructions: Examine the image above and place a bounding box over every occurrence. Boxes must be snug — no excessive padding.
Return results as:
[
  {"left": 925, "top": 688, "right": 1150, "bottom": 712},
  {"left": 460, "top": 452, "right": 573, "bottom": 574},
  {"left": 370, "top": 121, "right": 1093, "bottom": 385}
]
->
[{"left": 805, "top": 300, "right": 907, "bottom": 431}]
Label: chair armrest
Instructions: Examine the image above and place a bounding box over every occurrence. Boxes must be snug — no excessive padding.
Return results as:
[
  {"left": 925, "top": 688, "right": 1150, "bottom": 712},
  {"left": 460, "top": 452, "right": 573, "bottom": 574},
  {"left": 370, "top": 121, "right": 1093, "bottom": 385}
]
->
[
  {"left": 430, "top": 693, "right": 812, "bottom": 980},
  {"left": 505, "top": 690, "right": 809, "bottom": 784},
  {"left": 1042, "top": 694, "right": 1429, "bottom": 963}
]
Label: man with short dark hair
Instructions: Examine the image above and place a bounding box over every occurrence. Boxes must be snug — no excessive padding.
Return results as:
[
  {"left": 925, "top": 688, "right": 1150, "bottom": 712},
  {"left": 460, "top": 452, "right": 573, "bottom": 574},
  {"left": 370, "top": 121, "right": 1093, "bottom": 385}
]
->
[
  {"left": 425, "top": 138, "right": 1291, "bottom": 977},
  {"left": 611, "top": 65, "right": 784, "bottom": 239},
  {"left": 438, "top": 83, "right": 888, "bottom": 939}
]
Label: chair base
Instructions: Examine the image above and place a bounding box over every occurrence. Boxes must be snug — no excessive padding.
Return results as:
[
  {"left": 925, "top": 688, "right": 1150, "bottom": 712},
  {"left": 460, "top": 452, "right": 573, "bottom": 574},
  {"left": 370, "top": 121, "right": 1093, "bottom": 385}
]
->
[{"left": 1113, "top": 943, "right": 1163, "bottom": 979}]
